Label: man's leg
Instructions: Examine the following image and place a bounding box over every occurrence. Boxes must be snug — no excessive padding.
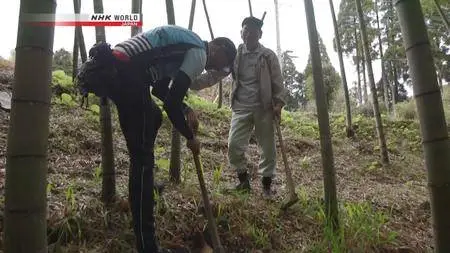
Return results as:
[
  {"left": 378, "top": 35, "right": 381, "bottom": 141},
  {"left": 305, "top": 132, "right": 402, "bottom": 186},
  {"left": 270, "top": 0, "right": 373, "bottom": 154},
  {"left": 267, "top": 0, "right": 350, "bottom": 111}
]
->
[
  {"left": 254, "top": 108, "right": 277, "bottom": 197},
  {"left": 116, "top": 97, "right": 160, "bottom": 253},
  {"left": 113, "top": 61, "right": 160, "bottom": 252},
  {"left": 140, "top": 94, "right": 163, "bottom": 252},
  {"left": 227, "top": 110, "right": 254, "bottom": 192}
]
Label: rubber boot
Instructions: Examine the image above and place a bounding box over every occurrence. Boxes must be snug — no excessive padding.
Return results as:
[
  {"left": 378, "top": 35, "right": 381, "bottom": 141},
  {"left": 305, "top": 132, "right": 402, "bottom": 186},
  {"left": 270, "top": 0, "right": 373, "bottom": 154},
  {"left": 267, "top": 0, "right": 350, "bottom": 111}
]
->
[
  {"left": 262, "top": 177, "right": 273, "bottom": 198},
  {"left": 235, "top": 171, "right": 251, "bottom": 193}
]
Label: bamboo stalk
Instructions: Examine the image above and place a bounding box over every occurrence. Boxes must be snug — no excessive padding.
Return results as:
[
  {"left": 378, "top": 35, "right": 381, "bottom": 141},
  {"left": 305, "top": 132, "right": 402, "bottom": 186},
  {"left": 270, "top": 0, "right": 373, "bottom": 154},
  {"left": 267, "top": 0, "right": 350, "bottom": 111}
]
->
[
  {"left": 93, "top": 0, "right": 116, "bottom": 204},
  {"left": 395, "top": 0, "right": 450, "bottom": 251},
  {"left": 328, "top": 0, "right": 353, "bottom": 137},
  {"left": 4, "top": 0, "right": 56, "bottom": 251},
  {"left": 201, "top": 0, "right": 223, "bottom": 108},
  {"left": 303, "top": 0, "right": 339, "bottom": 231},
  {"left": 355, "top": 0, "right": 389, "bottom": 165}
]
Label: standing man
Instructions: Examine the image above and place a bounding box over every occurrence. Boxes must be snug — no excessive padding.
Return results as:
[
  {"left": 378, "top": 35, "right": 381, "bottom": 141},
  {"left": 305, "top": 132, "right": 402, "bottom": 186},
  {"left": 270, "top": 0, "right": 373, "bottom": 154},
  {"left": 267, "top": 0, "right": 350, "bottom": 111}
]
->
[
  {"left": 190, "top": 16, "right": 287, "bottom": 198},
  {"left": 76, "top": 25, "right": 236, "bottom": 253}
]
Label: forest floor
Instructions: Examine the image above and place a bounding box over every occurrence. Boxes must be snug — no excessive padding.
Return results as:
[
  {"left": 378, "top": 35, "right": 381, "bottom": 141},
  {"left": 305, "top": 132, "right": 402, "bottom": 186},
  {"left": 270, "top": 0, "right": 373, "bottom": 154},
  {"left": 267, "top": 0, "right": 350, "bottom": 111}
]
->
[{"left": 0, "top": 63, "right": 435, "bottom": 252}]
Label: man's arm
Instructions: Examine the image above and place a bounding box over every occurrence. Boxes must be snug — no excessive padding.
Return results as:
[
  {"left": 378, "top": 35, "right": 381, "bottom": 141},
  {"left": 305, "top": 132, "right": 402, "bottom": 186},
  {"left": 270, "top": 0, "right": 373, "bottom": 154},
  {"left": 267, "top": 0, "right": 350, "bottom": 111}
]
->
[
  {"left": 189, "top": 69, "right": 230, "bottom": 91},
  {"left": 266, "top": 50, "right": 287, "bottom": 107},
  {"left": 151, "top": 78, "right": 192, "bottom": 115},
  {"left": 161, "top": 47, "right": 207, "bottom": 140},
  {"left": 162, "top": 71, "right": 195, "bottom": 140}
]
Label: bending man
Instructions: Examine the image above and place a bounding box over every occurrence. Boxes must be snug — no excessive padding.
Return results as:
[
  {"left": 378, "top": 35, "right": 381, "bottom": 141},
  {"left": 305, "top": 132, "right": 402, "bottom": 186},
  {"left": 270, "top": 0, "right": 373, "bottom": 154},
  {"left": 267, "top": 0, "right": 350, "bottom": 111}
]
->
[{"left": 77, "top": 25, "right": 236, "bottom": 253}]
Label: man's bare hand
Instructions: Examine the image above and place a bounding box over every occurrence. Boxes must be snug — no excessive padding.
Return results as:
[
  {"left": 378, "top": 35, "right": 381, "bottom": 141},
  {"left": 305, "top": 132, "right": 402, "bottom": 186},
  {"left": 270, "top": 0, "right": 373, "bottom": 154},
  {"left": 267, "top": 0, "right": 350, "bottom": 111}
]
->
[
  {"left": 273, "top": 103, "right": 283, "bottom": 122},
  {"left": 187, "top": 137, "right": 200, "bottom": 156}
]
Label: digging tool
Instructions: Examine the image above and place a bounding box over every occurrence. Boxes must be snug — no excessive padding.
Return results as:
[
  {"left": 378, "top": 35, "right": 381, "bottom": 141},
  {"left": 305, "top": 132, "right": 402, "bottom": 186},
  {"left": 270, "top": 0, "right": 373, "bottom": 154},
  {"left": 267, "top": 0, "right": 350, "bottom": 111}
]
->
[
  {"left": 261, "top": 11, "right": 267, "bottom": 21},
  {"left": 192, "top": 153, "right": 225, "bottom": 253},
  {"left": 274, "top": 118, "right": 299, "bottom": 211}
]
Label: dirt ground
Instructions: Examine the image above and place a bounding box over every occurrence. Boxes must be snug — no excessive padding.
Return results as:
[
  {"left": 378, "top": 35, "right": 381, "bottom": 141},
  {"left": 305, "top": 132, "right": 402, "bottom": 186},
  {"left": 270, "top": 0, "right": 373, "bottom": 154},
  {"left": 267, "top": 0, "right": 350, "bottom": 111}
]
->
[{"left": 0, "top": 65, "right": 435, "bottom": 252}]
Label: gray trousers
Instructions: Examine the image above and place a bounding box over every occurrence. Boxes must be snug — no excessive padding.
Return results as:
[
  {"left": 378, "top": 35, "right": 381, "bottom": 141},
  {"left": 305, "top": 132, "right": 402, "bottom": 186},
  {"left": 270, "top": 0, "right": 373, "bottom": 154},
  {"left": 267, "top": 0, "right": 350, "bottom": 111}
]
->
[{"left": 227, "top": 108, "right": 277, "bottom": 178}]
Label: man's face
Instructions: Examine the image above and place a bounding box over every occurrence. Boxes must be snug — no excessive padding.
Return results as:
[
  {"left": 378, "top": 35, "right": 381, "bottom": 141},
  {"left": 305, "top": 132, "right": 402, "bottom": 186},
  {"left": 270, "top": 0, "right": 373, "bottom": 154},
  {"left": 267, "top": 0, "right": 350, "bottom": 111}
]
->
[
  {"left": 241, "top": 24, "right": 261, "bottom": 46},
  {"left": 207, "top": 44, "right": 229, "bottom": 71}
]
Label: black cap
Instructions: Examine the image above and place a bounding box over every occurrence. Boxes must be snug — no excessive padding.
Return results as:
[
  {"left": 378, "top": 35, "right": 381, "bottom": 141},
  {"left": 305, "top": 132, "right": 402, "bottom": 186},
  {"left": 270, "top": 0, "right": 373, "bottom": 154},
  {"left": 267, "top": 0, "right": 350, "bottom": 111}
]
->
[
  {"left": 242, "top": 16, "right": 263, "bottom": 29},
  {"left": 211, "top": 37, "right": 237, "bottom": 71}
]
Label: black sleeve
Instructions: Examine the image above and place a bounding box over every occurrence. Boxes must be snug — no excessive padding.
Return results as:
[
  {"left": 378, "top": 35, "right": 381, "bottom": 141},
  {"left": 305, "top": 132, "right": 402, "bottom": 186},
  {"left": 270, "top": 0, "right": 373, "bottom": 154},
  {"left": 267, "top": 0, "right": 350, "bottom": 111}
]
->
[
  {"left": 160, "top": 71, "right": 195, "bottom": 140},
  {"left": 151, "top": 77, "right": 192, "bottom": 116}
]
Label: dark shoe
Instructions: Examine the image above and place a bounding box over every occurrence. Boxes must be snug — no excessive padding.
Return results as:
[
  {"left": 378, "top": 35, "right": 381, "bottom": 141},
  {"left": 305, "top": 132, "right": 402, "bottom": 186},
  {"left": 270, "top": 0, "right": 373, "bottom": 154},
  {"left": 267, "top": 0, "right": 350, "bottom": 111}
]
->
[
  {"left": 262, "top": 177, "right": 273, "bottom": 198},
  {"left": 235, "top": 171, "right": 251, "bottom": 193}
]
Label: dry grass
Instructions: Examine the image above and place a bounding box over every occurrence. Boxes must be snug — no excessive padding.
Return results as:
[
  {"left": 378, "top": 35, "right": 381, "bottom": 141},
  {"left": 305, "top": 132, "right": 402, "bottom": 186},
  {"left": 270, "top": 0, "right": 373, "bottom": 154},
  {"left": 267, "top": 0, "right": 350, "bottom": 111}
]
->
[{"left": 0, "top": 80, "right": 435, "bottom": 252}]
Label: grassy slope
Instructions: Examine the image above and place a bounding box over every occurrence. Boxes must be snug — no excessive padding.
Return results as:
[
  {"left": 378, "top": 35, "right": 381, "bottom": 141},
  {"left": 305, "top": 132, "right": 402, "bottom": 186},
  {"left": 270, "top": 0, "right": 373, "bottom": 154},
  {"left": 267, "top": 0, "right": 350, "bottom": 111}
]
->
[{"left": 0, "top": 87, "right": 435, "bottom": 252}]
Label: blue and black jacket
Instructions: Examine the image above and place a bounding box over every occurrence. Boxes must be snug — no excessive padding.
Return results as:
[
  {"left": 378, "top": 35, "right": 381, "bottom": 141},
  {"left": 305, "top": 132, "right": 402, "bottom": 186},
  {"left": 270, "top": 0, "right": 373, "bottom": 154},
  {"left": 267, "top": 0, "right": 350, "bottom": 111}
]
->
[{"left": 114, "top": 25, "right": 208, "bottom": 140}]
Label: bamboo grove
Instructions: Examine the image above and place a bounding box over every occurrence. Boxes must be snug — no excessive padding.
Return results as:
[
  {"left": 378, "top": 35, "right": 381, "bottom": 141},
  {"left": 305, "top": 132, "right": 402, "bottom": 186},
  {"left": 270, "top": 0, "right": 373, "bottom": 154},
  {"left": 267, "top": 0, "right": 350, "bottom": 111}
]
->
[{"left": 3, "top": 0, "right": 450, "bottom": 252}]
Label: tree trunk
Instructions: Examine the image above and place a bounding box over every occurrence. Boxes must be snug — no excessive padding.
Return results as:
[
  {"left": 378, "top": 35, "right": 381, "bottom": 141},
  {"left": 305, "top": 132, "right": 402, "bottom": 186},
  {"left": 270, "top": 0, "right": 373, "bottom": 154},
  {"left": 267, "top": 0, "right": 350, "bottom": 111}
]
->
[
  {"left": 437, "top": 65, "right": 443, "bottom": 91},
  {"left": 3, "top": 0, "right": 56, "bottom": 251},
  {"left": 248, "top": 0, "right": 253, "bottom": 16},
  {"left": 165, "top": 0, "right": 175, "bottom": 24},
  {"left": 188, "top": 0, "right": 196, "bottom": 29},
  {"left": 383, "top": 61, "right": 390, "bottom": 111},
  {"left": 72, "top": 29, "right": 79, "bottom": 81},
  {"left": 167, "top": 0, "right": 198, "bottom": 182},
  {"left": 201, "top": 0, "right": 223, "bottom": 108},
  {"left": 356, "top": 63, "right": 362, "bottom": 105},
  {"left": 433, "top": 0, "right": 450, "bottom": 33},
  {"left": 385, "top": 27, "right": 393, "bottom": 111},
  {"left": 188, "top": 0, "right": 198, "bottom": 98},
  {"left": 274, "top": 0, "right": 283, "bottom": 69},
  {"left": 391, "top": 61, "right": 398, "bottom": 110},
  {"left": 395, "top": 0, "right": 450, "bottom": 251},
  {"left": 93, "top": 0, "right": 116, "bottom": 204},
  {"left": 303, "top": 0, "right": 339, "bottom": 231},
  {"left": 375, "top": 0, "right": 390, "bottom": 112},
  {"left": 387, "top": 60, "right": 394, "bottom": 113},
  {"left": 72, "top": 0, "right": 82, "bottom": 81},
  {"left": 169, "top": 126, "right": 181, "bottom": 183},
  {"left": 74, "top": 0, "right": 87, "bottom": 64},
  {"left": 387, "top": 0, "right": 397, "bottom": 113},
  {"left": 164, "top": 0, "right": 182, "bottom": 183},
  {"left": 361, "top": 46, "right": 368, "bottom": 103},
  {"left": 355, "top": 22, "right": 362, "bottom": 105},
  {"left": 328, "top": 0, "right": 353, "bottom": 137},
  {"left": 217, "top": 79, "right": 223, "bottom": 109},
  {"left": 356, "top": 0, "right": 389, "bottom": 165},
  {"left": 202, "top": 0, "right": 214, "bottom": 51},
  {"left": 131, "top": 0, "right": 142, "bottom": 36},
  {"left": 77, "top": 30, "right": 87, "bottom": 63},
  {"left": 72, "top": 0, "right": 87, "bottom": 88}
]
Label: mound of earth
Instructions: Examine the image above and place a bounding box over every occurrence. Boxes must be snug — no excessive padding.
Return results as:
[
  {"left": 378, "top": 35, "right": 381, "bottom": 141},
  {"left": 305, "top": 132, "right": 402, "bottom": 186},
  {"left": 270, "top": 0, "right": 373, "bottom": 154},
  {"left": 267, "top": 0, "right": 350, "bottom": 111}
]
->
[
  {"left": 0, "top": 58, "right": 13, "bottom": 111},
  {"left": 0, "top": 57, "right": 14, "bottom": 89}
]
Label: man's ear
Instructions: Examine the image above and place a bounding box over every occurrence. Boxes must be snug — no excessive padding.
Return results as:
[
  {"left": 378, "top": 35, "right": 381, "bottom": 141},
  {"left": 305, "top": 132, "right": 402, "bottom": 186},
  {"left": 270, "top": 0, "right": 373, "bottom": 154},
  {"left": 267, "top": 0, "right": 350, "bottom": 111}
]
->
[{"left": 259, "top": 30, "right": 263, "bottom": 39}]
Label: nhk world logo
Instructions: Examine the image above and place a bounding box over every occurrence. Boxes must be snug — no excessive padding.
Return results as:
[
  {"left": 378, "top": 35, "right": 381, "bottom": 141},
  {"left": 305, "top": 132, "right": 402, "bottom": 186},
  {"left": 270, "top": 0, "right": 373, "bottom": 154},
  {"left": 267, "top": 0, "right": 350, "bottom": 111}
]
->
[{"left": 23, "top": 13, "right": 143, "bottom": 27}]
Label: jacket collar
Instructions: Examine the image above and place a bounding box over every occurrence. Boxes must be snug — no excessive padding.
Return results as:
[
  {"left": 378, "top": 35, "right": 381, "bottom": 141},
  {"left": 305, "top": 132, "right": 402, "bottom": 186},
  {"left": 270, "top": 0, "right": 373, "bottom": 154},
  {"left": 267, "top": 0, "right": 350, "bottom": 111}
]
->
[{"left": 242, "top": 42, "right": 263, "bottom": 54}]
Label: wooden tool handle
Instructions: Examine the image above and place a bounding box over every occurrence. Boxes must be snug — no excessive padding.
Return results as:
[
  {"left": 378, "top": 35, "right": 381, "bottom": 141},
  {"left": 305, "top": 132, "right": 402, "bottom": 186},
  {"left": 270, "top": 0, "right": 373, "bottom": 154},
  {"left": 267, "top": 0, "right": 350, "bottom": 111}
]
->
[
  {"left": 193, "top": 154, "right": 225, "bottom": 253},
  {"left": 274, "top": 121, "right": 297, "bottom": 198}
]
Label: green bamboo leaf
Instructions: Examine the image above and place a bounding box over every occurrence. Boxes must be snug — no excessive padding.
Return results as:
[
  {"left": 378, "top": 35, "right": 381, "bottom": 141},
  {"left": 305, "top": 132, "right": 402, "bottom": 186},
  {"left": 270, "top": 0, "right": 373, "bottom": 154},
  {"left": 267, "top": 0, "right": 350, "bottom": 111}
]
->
[
  {"left": 61, "top": 93, "right": 73, "bottom": 105},
  {"left": 89, "top": 104, "right": 100, "bottom": 114}
]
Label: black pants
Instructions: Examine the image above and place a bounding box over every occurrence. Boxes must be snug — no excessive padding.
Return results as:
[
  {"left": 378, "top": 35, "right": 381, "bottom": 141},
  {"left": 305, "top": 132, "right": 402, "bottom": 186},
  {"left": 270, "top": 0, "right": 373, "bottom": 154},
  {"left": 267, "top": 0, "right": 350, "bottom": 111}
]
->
[{"left": 111, "top": 60, "right": 162, "bottom": 253}]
